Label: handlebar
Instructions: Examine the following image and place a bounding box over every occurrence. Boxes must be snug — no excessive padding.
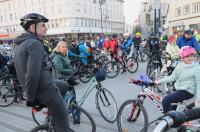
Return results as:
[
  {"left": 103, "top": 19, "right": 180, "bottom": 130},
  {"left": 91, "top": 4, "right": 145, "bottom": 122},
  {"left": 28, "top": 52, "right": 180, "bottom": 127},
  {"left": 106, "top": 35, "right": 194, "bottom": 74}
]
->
[
  {"left": 153, "top": 108, "right": 200, "bottom": 132},
  {"left": 129, "top": 79, "right": 155, "bottom": 87}
]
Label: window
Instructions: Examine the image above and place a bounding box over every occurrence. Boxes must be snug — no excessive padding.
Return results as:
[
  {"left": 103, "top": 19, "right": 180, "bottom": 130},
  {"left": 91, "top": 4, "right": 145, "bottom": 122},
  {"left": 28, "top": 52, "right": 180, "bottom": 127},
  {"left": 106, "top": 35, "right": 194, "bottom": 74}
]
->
[
  {"left": 76, "top": 18, "right": 79, "bottom": 26},
  {"left": 192, "top": 2, "right": 200, "bottom": 13},
  {"left": 175, "top": 7, "right": 181, "bottom": 17},
  {"left": 81, "top": 18, "right": 83, "bottom": 26},
  {"left": 0, "top": 16, "right": 2, "bottom": 22},
  {"left": 183, "top": 5, "right": 190, "bottom": 15},
  {"left": 10, "top": 13, "right": 12, "bottom": 21}
]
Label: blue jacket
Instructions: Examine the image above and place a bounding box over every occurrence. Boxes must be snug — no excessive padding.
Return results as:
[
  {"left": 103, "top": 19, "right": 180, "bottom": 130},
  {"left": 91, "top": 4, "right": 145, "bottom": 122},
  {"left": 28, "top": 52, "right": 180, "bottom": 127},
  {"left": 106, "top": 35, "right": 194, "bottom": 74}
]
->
[
  {"left": 176, "top": 36, "right": 200, "bottom": 51},
  {"left": 68, "top": 50, "right": 76, "bottom": 58},
  {"left": 79, "top": 43, "right": 90, "bottom": 57},
  {"left": 121, "top": 37, "right": 133, "bottom": 50}
]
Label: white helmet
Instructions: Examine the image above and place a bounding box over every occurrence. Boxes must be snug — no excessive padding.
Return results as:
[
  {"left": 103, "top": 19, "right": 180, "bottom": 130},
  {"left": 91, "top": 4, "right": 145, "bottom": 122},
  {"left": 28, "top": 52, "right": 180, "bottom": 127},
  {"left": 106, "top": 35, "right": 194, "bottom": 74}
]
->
[{"left": 123, "top": 32, "right": 130, "bottom": 37}]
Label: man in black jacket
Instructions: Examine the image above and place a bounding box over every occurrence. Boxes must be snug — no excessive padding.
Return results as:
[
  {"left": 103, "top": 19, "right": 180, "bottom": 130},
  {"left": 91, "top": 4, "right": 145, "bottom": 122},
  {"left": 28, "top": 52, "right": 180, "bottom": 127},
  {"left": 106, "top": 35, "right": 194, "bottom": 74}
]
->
[{"left": 14, "top": 13, "right": 69, "bottom": 132}]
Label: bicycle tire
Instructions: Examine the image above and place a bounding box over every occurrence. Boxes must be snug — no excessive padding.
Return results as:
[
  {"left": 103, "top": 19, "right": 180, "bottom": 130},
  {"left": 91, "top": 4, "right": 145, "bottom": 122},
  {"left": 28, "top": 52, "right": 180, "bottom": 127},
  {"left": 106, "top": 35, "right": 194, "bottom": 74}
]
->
[
  {"left": 126, "top": 57, "right": 138, "bottom": 73},
  {"left": 104, "top": 61, "right": 120, "bottom": 78},
  {"left": 30, "top": 124, "right": 49, "bottom": 132},
  {"left": 146, "top": 60, "right": 154, "bottom": 76},
  {"left": 96, "top": 88, "right": 118, "bottom": 123},
  {"left": 70, "top": 104, "right": 96, "bottom": 132},
  {"left": 78, "top": 65, "right": 93, "bottom": 83},
  {"left": 0, "top": 77, "right": 16, "bottom": 107},
  {"left": 117, "top": 99, "right": 148, "bottom": 132},
  {"left": 138, "top": 52, "right": 148, "bottom": 62},
  {"left": 160, "top": 49, "right": 167, "bottom": 59},
  {"left": 32, "top": 104, "right": 96, "bottom": 132}
]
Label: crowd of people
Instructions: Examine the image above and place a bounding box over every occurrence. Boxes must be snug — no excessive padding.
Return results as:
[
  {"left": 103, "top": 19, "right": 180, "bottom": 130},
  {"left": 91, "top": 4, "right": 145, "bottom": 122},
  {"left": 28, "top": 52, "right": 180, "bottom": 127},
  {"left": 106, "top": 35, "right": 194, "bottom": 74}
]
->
[{"left": 0, "top": 12, "right": 200, "bottom": 132}]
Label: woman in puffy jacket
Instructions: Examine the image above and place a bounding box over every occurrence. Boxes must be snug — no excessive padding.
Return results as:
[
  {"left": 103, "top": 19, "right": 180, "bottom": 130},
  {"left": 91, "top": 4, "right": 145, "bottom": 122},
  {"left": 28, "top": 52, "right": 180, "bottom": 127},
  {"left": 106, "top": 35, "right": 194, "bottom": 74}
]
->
[{"left": 52, "top": 41, "right": 78, "bottom": 85}]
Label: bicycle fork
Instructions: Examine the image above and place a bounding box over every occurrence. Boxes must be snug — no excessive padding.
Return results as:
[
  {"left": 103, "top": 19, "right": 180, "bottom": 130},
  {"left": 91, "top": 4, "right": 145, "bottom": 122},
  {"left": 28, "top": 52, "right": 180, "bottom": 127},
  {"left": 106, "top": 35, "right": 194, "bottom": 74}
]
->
[
  {"left": 128, "top": 94, "right": 146, "bottom": 122},
  {"left": 97, "top": 89, "right": 110, "bottom": 108}
]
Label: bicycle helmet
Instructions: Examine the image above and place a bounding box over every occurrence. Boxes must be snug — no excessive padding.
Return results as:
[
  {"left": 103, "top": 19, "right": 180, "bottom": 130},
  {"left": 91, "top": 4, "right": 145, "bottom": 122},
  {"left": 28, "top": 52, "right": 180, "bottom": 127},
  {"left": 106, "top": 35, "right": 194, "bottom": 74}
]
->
[
  {"left": 179, "top": 46, "right": 196, "bottom": 59},
  {"left": 136, "top": 32, "right": 141, "bottom": 36},
  {"left": 20, "top": 13, "right": 49, "bottom": 30}
]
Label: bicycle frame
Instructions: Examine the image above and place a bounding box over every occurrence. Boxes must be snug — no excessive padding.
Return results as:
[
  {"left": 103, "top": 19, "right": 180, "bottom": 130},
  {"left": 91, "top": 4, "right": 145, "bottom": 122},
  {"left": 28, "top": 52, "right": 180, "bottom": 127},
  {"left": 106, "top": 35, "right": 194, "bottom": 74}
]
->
[
  {"left": 78, "top": 77, "right": 98, "bottom": 106},
  {"left": 137, "top": 86, "right": 164, "bottom": 113}
]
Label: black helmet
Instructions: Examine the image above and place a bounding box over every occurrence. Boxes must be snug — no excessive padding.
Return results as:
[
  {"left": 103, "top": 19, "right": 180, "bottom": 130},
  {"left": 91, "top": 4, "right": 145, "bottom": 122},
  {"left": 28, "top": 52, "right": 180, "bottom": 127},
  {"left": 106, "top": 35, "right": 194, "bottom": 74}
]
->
[{"left": 20, "top": 13, "right": 49, "bottom": 30}]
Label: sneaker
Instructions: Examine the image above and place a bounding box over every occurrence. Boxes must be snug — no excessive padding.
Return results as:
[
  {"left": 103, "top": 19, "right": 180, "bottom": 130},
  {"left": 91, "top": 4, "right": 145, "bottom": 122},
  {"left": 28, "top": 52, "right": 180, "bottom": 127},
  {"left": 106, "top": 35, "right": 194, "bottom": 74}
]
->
[
  {"left": 73, "top": 116, "right": 80, "bottom": 124},
  {"left": 73, "top": 119, "right": 80, "bottom": 124}
]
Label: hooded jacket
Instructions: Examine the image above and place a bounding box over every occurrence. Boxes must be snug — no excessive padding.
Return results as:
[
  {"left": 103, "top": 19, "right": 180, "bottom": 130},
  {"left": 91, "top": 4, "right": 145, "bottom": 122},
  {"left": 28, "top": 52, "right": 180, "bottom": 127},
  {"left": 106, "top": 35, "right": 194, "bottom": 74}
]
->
[
  {"left": 176, "top": 35, "right": 200, "bottom": 51},
  {"left": 14, "top": 32, "right": 57, "bottom": 102}
]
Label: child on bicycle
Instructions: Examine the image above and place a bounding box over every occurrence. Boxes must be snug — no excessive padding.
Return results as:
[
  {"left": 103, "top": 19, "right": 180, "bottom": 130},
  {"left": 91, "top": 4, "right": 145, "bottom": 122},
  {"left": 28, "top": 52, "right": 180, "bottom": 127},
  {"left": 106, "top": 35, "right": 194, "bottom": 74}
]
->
[
  {"left": 155, "top": 46, "right": 200, "bottom": 113},
  {"left": 161, "top": 35, "right": 180, "bottom": 75}
]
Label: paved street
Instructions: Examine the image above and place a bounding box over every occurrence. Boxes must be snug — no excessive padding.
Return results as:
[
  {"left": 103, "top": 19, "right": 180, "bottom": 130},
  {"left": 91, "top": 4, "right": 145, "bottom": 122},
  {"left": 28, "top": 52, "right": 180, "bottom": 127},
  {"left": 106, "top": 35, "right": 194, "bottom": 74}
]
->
[{"left": 0, "top": 62, "right": 163, "bottom": 132}]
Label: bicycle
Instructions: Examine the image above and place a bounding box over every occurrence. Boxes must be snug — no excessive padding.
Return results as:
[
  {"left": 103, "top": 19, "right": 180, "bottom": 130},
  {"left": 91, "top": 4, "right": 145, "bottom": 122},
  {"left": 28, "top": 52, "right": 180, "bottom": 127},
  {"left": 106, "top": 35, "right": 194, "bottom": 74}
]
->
[
  {"left": 104, "top": 51, "right": 138, "bottom": 78},
  {"left": 30, "top": 100, "right": 96, "bottom": 132},
  {"left": 153, "top": 108, "right": 200, "bottom": 132},
  {"left": 32, "top": 68, "right": 118, "bottom": 123},
  {"left": 146, "top": 51, "right": 162, "bottom": 80},
  {"left": 0, "top": 65, "right": 24, "bottom": 107},
  {"left": 132, "top": 47, "right": 148, "bottom": 62},
  {"left": 117, "top": 75, "right": 194, "bottom": 132},
  {"left": 153, "top": 52, "right": 180, "bottom": 97}
]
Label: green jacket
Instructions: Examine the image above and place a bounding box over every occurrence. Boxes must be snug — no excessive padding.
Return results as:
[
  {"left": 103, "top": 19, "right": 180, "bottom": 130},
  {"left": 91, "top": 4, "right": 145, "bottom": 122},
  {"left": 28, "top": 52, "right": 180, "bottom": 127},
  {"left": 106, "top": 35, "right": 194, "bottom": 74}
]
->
[
  {"left": 52, "top": 52, "right": 74, "bottom": 80},
  {"left": 159, "top": 62, "right": 200, "bottom": 101}
]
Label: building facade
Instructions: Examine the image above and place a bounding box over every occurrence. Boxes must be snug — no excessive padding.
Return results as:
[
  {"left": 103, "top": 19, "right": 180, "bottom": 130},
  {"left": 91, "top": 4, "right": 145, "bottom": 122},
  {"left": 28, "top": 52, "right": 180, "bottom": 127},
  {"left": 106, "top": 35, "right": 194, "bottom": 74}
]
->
[
  {"left": 164, "top": 0, "right": 200, "bottom": 35},
  {"left": 0, "top": 0, "right": 125, "bottom": 40}
]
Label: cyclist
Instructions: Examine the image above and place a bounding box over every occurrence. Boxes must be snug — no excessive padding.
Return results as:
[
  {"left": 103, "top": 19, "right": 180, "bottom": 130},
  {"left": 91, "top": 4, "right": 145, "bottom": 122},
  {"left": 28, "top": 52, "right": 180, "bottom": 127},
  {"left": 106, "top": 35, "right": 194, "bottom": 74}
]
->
[
  {"left": 120, "top": 33, "right": 133, "bottom": 73},
  {"left": 147, "top": 33, "right": 162, "bottom": 68},
  {"left": 155, "top": 46, "right": 200, "bottom": 113},
  {"left": 103, "top": 36, "right": 110, "bottom": 51},
  {"left": 109, "top": 34, "right": 119, "bottom": 59},
  {"left": 52, "top": 40, "right": 80, "bottom": 124},
  {"left": 176, "top": 30, "right": 200, "bottom": 51},
  {"left": 133, "top": 32, "right": 142, "bottom": 53},
  {"left": 175, "top": 29, "right": 183, "bottom": 40},
  {"left": 78, "top": 37, "right": 91, "bottom": 65},
  {"left": 161, "top": 35, "right": 180, "bottom": 74},
  {"left": 160, "top": 31, "right": 168, "bottom": 47},
  {"left": 194, "top": 30, "right": 200, "bottom": 44},
  {"left": 14, "top": 13, "right": 70, "bottom": 131}
]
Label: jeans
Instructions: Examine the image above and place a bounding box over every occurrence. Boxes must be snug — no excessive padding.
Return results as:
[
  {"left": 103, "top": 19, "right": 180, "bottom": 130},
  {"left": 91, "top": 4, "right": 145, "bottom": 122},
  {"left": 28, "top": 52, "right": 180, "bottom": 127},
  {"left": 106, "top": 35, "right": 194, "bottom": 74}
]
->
[{"left": 162, "top": 90, "right": 194, "bottom": 113}]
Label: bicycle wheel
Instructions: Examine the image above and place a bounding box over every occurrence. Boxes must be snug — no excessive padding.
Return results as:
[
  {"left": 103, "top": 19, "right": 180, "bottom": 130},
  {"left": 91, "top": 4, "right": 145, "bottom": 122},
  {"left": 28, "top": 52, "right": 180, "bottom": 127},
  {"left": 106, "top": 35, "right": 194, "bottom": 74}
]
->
[
  {"left": 117, "top": 100, "right": 148, "bottom": 132},
  {"left": 138, "top": 52, "right": 148, "bottom": 62},
  {"left": 32, "top": 108, "right": 48, "bottom": 125},
  {"left": 146, "top": 60, "right": 154, "bottom": 76},
  {"left": 30, "top": 124, "right": 49, "bottom": 132},
  {"left": 32, "top": 104, "right": 96, "bottom": 132},
  {"left": 96, "top": 88, "right": 118, "bottom": 123},
  {"left": 160, "top": 49, "right": 167, "bottom": 59},
  {"left": 0, "top": 78, "right": 16, "bottom": 107},
  {"left": 78, "top": 65, "right": 93, "bottom": 83},
  {"left": 68, "top": 104, "right": 96, "bottom": 132},
  {"left": 104, "top": 61, "right": 120, "bottom": 78},
  {"left": 126, "top": 57, "right": 138, "bottom": 73}
]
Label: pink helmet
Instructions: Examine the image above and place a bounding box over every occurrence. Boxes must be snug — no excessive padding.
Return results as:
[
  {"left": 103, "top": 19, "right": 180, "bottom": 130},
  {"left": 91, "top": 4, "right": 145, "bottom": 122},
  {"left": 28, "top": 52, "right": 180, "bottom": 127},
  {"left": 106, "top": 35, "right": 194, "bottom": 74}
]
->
[{"left": 179, "top": 46, "right": 196, "bottom": 59}]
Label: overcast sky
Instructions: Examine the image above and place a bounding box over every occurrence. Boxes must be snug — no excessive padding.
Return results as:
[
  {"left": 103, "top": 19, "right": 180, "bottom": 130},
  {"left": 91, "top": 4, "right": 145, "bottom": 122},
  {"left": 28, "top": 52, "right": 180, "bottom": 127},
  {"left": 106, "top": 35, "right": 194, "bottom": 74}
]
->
[{"left": 124, "top": 0, "right": 142, "bottom": 24}]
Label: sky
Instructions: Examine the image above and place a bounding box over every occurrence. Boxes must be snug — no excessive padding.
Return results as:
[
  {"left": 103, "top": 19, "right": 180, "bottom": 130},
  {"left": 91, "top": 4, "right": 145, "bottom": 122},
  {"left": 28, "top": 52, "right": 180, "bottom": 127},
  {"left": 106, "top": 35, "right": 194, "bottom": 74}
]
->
[{"left": 124, "top": 0, "right": 142, "bottom": 24}]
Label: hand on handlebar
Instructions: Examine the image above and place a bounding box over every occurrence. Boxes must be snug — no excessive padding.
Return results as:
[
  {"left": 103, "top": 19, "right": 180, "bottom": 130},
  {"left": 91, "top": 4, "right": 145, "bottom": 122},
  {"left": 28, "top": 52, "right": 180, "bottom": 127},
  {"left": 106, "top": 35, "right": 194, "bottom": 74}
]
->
[
  {"left": 195, "top": 100, "right": 200, "bottom": 108},
  {"left": 154, "top": 80, "right": 161, "bottom": 85}
]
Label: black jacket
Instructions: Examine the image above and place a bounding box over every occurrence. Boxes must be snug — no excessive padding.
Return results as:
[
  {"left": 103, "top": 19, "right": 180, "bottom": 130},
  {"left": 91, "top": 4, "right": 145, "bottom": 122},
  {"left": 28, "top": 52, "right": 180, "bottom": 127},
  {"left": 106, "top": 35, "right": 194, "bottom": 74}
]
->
[{"left": 14, "top": 32, "right": 57, "bottom": 102}]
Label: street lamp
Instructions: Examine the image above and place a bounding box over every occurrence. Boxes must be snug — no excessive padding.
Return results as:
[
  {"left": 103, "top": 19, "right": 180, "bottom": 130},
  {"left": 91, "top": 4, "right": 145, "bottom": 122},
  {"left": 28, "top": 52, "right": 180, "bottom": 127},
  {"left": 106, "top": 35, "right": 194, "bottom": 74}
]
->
[{"left": 93, "top": 0, "right": 106, "bottom": 34}]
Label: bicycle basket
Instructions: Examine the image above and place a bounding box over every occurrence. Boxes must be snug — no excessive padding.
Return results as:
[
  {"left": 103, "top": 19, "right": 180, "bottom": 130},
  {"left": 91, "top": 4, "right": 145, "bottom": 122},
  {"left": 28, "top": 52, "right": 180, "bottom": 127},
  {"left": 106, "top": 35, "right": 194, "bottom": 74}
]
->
[{"left": 95, "top": 67, "right": 106, "bottom": 82}]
